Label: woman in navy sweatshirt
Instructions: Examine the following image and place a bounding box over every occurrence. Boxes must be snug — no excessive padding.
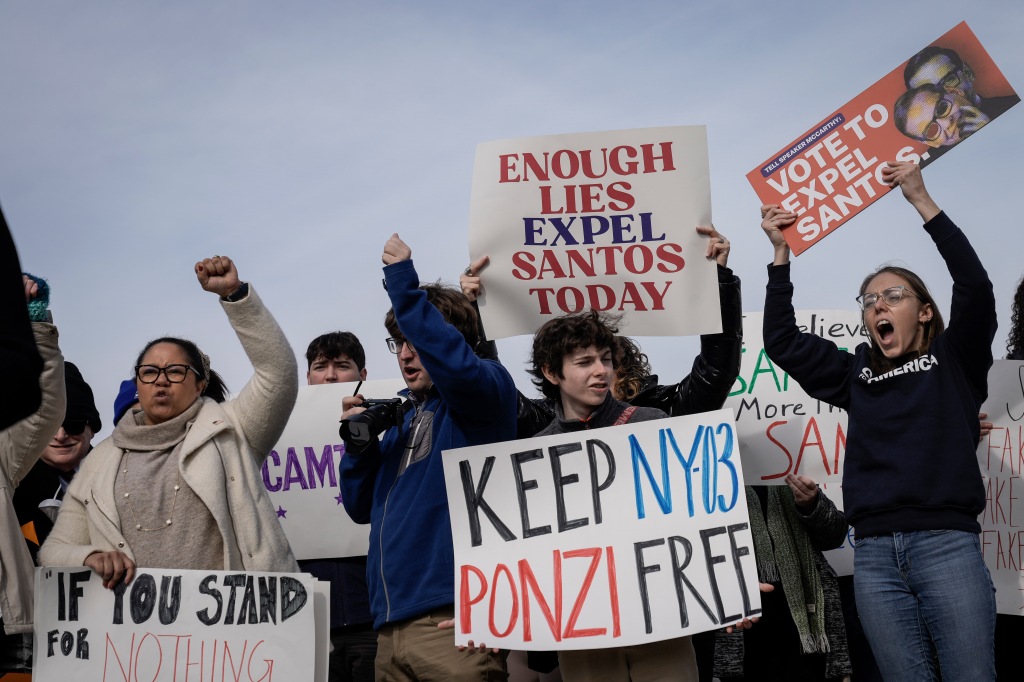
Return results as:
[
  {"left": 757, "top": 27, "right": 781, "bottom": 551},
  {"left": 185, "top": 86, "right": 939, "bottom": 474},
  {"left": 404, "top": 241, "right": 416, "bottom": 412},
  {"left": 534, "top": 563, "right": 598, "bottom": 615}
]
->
[{"left": 759, "top": 161, "right": 997, "bottom": 681}]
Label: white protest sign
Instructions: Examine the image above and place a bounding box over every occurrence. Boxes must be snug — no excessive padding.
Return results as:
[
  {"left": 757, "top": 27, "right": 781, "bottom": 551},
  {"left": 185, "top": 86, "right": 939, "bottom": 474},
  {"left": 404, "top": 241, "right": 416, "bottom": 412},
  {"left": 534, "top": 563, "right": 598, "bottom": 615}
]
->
[
  {"left": 33, "top": 567, "right": 321, "bottom": 681},
  {"left": 468, "top": 126, "right": 721, "bottom": 339},
  {"left": 442, "top": 409, "right": 760, "bottom": 650},
  {"left": 725, "top": 311, "right": 866, "bottom": 490},
  {"left": 977, "top": 360, "right": 1024, "bottom": 616},
  {"left": 724, "top": 310, "right": 866, "bottom": 576},
  {"left": 262, "top": 379, "right": 405, "bottom": 559}
]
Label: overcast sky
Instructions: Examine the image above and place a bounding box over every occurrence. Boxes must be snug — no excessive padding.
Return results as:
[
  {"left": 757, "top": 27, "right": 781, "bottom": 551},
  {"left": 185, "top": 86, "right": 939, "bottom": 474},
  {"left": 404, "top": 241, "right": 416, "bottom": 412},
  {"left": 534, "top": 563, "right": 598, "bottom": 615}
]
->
[{"left": 2, "top": 1, "right": 1021, "bottom": 440}]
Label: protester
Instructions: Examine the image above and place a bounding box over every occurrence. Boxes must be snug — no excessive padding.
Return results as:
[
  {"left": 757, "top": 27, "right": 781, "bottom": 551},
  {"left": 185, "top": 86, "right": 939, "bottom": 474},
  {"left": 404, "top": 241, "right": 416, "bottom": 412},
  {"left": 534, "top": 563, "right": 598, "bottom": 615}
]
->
[
  {"left": 112, "top": 378, "right": 139, "bottom": 425},
  {"left": 302, "top": 331, "right": 376, "bottom": 682},
  {"left": 716, "top": 478, "right": 850, "bottom": 682},
  {"left": 0, "top": 208, "right": 43, "bottom": 428},
  {"left": 39, "top": 256, "right": 300, "bottom": 587},
  {"left": 338, "top": 234, "right": 517, "bottom": 681},
  {"left": 13, "top": 362, "right": 100, "bottom": 560},
  {"left": 462, "top": 226, "right": 742, "bottom": 680},
  {"left": 760, "top": 161, "right": 997, "bottom": 679},
  {"left": 527, "top": 309, "right": 738, "bottom": 682},
  {"left": 0, "top": 274, "right": 64, "bottom": 673}
]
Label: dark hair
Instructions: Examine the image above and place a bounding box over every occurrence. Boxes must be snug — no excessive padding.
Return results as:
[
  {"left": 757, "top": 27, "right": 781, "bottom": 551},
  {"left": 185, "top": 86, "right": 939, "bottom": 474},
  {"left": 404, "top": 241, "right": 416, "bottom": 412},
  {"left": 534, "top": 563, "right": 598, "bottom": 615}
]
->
[
  {"left": 384, "top": 282, "right": 479, "bottom": 350},
  {"left": 894, "top": 84, "right": 945, "bottom": 140},
  {"left": 529, "top": 310, "right": 620, "bottom": 402},
  {"left": 903, "top": 46, "right": 965, "bottom": 87},
  {"left": 858, "top": 266, "right": 945, "bottom": 373},
  {"left": 614, "top": 336, "right": 651, "bottom": 402},
  {"left": 135, "top": 336, "right": 229, "bottom": 402},
  {"left": 1007, "top": 277, "right": 1024, "bottom": 360},
  {"left": 305, "top": 331, "right": 366, "bottom": 370}
]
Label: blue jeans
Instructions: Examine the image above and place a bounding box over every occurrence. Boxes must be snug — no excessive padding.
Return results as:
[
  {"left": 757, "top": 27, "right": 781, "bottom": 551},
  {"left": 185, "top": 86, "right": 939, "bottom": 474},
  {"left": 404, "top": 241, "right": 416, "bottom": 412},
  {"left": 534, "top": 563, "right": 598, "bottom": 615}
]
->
[{"left": 853, "top": 530, "right": 995, "bottom": 681}]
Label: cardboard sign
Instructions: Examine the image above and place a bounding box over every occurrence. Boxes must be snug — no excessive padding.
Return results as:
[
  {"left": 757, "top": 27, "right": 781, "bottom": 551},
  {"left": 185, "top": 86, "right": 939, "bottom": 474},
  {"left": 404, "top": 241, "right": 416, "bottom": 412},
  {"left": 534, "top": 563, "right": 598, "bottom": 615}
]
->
[
  {"left": 32, "top": 567, "right": 323, "bottom": 681},
  {"left": 262, "top": 380, "right": 405, "bottom": 559},
  {"left": 442, "top": 410, "right": 761, "bottom": 650},
  {"left": 469, "top": 126, "right": 721, "bottom": 339},
  {"left": 747, "top": 22, "right": 1017, "bottom": 256},
  {"left": 726, "top": 311, "right": 866, "bottom": 490},
  {"left": 977, "top": 360, "right": 1024, "bottom": 616},
  {"left": 724, "top": 310, "right": 867, "bottom": 576}
]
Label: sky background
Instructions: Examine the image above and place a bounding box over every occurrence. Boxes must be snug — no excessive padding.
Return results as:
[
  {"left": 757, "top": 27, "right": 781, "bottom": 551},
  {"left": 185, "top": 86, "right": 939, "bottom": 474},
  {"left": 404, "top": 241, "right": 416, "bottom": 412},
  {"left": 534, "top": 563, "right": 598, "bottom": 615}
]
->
[{"left": 2, "top": 1, "right": 1021, "bottom": 442}]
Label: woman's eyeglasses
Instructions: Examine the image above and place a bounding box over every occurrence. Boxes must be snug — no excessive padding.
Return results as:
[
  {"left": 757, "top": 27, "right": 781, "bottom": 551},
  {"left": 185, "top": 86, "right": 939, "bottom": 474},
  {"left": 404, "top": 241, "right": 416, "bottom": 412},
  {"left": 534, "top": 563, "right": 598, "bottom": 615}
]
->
[
  {"left": 135, "top": 364, "right": 199, "bottom": 384},
  {"left": 856, "top": 286, "right": 917, "bottom": 311},
  {"left": 61, "top": 419, "right": 89, "bottom": 436}
]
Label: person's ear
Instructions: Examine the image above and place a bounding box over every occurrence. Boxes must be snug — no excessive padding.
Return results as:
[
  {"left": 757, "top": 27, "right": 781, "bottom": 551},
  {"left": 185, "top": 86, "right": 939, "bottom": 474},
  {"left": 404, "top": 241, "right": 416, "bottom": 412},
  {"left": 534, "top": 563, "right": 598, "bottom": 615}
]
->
[
  {"left": 541, "top": 365, "right": 562, "bottom": 386},
  {"left": 359, "top": 368, "right": 367, "bottom": 381},
  {"left": 918, "top": 302, "right": 934, "bottom": 324}
]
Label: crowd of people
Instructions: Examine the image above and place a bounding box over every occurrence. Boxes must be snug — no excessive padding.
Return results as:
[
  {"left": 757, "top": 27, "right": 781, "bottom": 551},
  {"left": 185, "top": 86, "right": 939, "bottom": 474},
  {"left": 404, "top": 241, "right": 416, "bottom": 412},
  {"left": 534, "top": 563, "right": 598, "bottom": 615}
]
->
[{"left": 0, "top": 159, "right": 1017, "bottom": 682}]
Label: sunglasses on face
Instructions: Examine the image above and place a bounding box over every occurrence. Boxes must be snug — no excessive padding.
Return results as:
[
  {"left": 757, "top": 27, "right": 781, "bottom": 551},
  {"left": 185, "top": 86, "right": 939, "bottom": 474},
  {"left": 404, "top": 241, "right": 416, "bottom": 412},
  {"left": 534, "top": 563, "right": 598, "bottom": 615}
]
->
[{"left": 61, "top": 419, "right": 89, "bottom": 436}]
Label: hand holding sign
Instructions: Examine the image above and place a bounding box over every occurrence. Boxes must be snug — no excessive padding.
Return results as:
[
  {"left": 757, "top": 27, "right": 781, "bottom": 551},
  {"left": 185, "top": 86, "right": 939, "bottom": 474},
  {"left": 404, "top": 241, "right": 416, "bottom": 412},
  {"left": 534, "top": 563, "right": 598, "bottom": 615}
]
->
[
  {"left": 760, "top": 205, "right": 796, "bottom": 266},
  {"left": 880, "top": 161, "right": 941, "bottom": 222},
  {"left": 83, "top": 550, "right": 135, "bottom": 590},
  {"left": 460, "top": 255, "right": 490, "bottom": 302}
]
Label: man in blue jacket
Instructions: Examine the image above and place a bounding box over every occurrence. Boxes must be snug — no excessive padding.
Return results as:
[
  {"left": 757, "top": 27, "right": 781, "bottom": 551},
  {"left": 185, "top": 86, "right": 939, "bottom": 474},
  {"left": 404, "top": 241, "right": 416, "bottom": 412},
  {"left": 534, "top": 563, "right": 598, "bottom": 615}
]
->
[{"left": 339, "top": 233, "right": 517, "bottom": 681}]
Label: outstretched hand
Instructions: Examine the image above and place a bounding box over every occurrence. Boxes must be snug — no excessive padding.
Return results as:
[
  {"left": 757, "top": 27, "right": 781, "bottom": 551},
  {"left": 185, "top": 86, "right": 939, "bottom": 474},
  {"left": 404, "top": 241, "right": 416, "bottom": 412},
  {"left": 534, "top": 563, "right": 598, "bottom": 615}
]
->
[{"left": 195, "top": 256, "right": 241, "bottom": 298}]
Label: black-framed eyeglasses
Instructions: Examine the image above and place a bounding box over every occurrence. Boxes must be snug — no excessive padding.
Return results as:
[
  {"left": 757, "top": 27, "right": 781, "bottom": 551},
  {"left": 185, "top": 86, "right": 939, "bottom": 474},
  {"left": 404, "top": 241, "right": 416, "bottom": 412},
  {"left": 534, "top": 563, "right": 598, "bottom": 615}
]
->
[
  {"left": 386, "top": 337, "right": 416, "bottom": 355},
  {"left": 61, "top": 419, "right": 89, "bottom": 436},
  {"left": 135, "top": 364, "right": 199, "bottom": 384},
  {"left": 856, "top": 286, "right": 917, "bottom": 311},
  {"left": 923, "top": 96, "right": 954, "bottom": 142}
]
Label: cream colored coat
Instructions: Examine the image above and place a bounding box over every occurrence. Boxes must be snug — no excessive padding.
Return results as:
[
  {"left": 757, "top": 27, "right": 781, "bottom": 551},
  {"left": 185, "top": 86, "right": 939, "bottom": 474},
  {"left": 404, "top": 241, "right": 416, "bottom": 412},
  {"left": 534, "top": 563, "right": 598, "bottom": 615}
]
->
[
  {"left": 40, "top": 287, "right": 300, "bottom": 575},
  {"left": 0, "top": 322, "right": 64, "bottom": 634}
]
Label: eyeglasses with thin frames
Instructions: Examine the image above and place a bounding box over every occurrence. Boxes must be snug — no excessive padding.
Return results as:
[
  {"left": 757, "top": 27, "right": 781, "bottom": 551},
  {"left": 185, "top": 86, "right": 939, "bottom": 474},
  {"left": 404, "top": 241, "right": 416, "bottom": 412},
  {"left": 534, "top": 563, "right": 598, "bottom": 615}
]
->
[
  {"left": 135, "top": 364, "right": 200, "bottom": 384},
  {"left": 856, "top": 286, "right": 917, "bottom": 311},
  {"left": 386, "top": 337, "right": 416, "bottom": 355}
]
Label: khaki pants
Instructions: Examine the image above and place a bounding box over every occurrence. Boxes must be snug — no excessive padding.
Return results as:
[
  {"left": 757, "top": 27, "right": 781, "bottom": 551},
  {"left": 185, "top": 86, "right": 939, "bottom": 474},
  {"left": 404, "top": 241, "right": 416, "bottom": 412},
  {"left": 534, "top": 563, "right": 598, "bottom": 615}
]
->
[
  {"left": 375, "top": 606, "right": 508, "bottom": 682},
  {"left": 558, "top": 637, "right": 698, "bottom": 682}
]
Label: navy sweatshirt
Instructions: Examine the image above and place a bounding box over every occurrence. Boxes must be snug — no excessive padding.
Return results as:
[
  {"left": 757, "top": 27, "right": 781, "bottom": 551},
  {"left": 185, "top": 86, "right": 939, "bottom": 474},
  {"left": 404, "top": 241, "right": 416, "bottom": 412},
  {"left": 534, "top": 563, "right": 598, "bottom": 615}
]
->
[
  {"left": 763, "top": 212, "right": 996, "bottom": 537},
  {"left": 339, "top": 259, "right": 518, "bottom": 629}
]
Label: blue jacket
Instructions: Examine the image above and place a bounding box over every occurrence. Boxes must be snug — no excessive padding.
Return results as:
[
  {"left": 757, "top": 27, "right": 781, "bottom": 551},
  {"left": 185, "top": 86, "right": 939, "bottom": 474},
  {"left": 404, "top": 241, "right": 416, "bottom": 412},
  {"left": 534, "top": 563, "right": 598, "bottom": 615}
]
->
[
  {"left": 763, "top": 212, "right": 996, "bottom": 536},
  {"left": 339, "top": 259, "right": 517, "bottom": 628}
]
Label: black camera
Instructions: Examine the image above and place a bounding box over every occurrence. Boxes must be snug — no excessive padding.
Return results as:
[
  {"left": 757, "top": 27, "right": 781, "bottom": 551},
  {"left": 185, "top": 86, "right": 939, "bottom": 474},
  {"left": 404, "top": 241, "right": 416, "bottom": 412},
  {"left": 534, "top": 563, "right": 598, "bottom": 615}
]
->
[{"left": 339, "top": 398, "right": 405, "bottom": 453}]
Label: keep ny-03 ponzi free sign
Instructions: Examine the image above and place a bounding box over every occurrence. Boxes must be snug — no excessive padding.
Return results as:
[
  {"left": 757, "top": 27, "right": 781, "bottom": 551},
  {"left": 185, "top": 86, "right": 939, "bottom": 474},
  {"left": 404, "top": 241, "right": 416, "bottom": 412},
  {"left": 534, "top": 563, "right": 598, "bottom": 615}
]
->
[{"left": 442, "top": 409, "right": 762, "bottom": 650}]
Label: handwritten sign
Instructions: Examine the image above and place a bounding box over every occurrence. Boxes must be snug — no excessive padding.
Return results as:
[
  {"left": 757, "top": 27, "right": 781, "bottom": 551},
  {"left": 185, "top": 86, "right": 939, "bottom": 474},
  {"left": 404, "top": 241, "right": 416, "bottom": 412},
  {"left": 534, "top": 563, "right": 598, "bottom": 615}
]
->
[
  {"left": 32, "top": 567, "right": 322, "bottom": 681},
  {"left": 977, "top": 360, "right": 1024, "bottom": 616},
  {"left": 724, "top": 310, "right": 865, "bottom": 576},
  {"left": 747, "top": 22, "right": 1017, "bottom": 255},
  {"left": 469, "top": 126, "right": 721, "bottom": 339},
  {"left": 726, "top": 311, "right": 865, "bottom": 490},
  {"left": 262, "top": 380, "right": 405, "bottom": 559},
  {"left": 442, "top": 410, "right": 760, "bottom": 649}
]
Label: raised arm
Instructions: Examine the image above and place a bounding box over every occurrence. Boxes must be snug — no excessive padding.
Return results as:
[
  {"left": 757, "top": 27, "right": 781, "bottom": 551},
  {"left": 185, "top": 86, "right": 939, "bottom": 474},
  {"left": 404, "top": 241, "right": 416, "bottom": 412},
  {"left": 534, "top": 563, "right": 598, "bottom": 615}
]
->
[
  {"left": 195, "top": 256, "right": 299, "bottom": 458},
  {"left": 384, "top": 235, "right": 516, "bottom": 427},
  {"left": 883, "top": 162, "right": 996, "bottom": 394},
  {"left": 0, "top": 208, "right": 43, "bottom": 427},
  {"left": 761, "top": 206, "right": 854, "bottom": 407},
  {"left": 0, "top": 277, "right": 65, "bottom": 487}
]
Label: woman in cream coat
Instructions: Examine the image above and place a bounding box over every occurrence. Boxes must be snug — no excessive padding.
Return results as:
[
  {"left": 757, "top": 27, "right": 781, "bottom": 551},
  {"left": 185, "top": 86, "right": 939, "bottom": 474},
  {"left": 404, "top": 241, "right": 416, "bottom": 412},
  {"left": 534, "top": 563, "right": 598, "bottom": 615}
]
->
[{"left": 40, "top": 256, "right": 299, "bottom": 588}]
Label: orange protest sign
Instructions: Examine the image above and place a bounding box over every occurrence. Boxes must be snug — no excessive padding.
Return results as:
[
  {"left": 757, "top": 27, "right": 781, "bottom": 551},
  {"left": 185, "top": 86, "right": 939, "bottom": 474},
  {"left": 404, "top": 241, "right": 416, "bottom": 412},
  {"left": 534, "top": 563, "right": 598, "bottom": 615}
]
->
[{"left": 747, "top": 22, "right": 1017, "bottom": 256}]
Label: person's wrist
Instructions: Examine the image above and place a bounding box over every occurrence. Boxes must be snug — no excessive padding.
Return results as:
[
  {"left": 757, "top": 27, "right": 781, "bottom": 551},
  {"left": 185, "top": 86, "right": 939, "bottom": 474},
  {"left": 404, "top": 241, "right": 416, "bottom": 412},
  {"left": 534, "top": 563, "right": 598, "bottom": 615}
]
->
[{"left": 221, "top": 282, "right": 249, "bottom": 302}]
